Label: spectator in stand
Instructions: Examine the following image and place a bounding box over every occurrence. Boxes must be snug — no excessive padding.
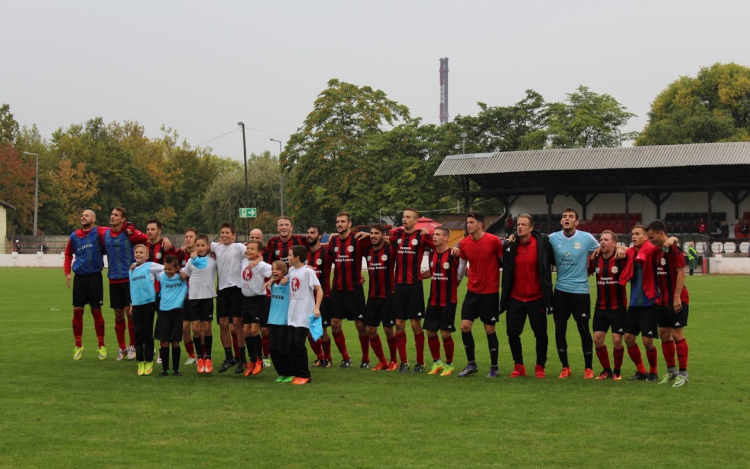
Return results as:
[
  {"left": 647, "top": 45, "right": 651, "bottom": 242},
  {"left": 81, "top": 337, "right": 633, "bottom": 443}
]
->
[
  {"left": 697, "top": 219, "right": 707, "bottom": 235},
  {"left": 506, "top": 214, "right": 515, "bottom": 235},
  {"left": 742, "top": 219, "right": 749, "bottom": 238},
  {"left": 720, "top": 221, "right": 729, "bottom": 239}
]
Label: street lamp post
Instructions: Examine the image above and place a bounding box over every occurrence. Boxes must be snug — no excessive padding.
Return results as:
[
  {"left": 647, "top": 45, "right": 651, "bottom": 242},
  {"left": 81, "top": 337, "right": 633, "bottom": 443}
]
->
[
  {"left": 270, "top": 138, "right": 284, "bottom": 216},
  {"left": 237, "top": 123, "right": 250, "bottom": 238},
  {"left": 461, "top": 132, "right": 467, "bottom": 154},
  {"left": 23, "top": 152, "right": 39, "bottom": 238}
]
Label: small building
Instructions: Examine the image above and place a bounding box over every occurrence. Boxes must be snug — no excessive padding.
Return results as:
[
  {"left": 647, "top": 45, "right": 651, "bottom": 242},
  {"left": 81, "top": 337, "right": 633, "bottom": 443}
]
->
[{"left": 0, "top": 201, "right": 16, "bottom": 254}]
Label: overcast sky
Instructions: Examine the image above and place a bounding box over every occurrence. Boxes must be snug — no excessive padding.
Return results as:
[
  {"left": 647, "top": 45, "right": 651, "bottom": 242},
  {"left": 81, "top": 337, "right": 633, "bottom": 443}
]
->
[{"left": 2, "top": 1, "right": 748, "bottom": 160}]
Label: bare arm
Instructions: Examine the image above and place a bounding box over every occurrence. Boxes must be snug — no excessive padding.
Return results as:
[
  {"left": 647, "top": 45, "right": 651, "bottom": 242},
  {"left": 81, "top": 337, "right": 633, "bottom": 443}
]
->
[
  {"left": 457, "top": 259, "right": 467, "bottom": 282},
  {"left": 673, "top": 266, "right": 686, "bottom": 312}
]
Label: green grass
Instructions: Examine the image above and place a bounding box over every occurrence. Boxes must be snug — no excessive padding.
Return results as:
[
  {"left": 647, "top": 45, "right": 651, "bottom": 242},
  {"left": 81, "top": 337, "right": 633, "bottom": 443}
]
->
[{"left": 1, "top": 268, "right": 748, "bottom": 468}]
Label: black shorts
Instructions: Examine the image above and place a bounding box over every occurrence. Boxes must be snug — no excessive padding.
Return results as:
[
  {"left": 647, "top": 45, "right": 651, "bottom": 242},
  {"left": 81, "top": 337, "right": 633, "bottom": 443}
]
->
[
  {"left": 156, "top": 309, "right": 183, "bottom": 342},
  {"left": 624, "top": 306, "right": 658, "bottom": 338},
  {"left": 181, "top": 304, "right": 191, "bottom": 322},
  {"left": 241, "top": 295, "right": 270, "bottom": 326},
  {"left": 392, "top": 283, "right": 426, "bottom": 321},
  {"left": 461, "top": 291, "right": 500, "bottom": 325},
  {"left": 330, "top": 286, "right": 366, "bottom": 321},
  {"left": 72, "top": 273, "right": 103, "bottom": 308},
  {"left": 109, "top": 282, "right": 131, "bottom": 310},
  {"left": 320, "top": 297, "right": 331, "bottom": 327},
  {"left": 657, "top": 303, "right": 689, "bottom": 329},
  {"left": 187, "top": 298, "right": 214, "bottom": 322},
  {"left": 593, "top": 308, "right": 626, "bottom": 334},
  {"left": 424, "top": 304, "right": 457, "bottom": 332},
  {"left": 217, "top": 286, "right": 242, "bottom": 322},
  {"left": 553, "top": 290, "right": 591, "bottom": 322},
  {"left": 365, "top": 296, "right": 395, "bottom": 328}
]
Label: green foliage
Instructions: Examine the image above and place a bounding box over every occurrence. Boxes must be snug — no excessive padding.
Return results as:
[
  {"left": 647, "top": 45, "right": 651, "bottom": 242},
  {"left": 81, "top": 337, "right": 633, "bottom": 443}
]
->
[
  {"left": 0, "top": 103, "right": 20, "bottom": 144},
  {"left": 637, "top": 62, "right": 750, "bottom": 145}
]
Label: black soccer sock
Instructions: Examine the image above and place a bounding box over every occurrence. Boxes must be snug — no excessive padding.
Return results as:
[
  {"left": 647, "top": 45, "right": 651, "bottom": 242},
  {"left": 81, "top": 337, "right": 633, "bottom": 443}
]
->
[
  {"left": 160, "top": 346, "right": 169, "bottom": 371},
  {"left": 555, "top": 334, "right": 569, "bottom": 368},
  {"left": 462, "top": 331, "right": 476, "bottom": 364},
  {"left": 205, "top": 335, "right": 213, "bottom": 359},
  {"left": 172, "top": 346, "right": 181, "bottom": 371},
  {"left": 193, "top": 336, "right": 203, "bottom": 358},
  {"left": 238, "top": 346, "right": 246, "bottom": 364},
  {"left": 245, "top": 336, "right": 255, "bottom": 362},
  {"left": 254, "top": 335, "right": 263, "bottom": 361},
  {"left": 487, "top": 332, "right": 499, "bottom": 367},
  {"left": 224, "top": 346, "right": 233, "bottom": 361},
  {"left": 577, "top": 319, "right": 593, "bottom": 369}
]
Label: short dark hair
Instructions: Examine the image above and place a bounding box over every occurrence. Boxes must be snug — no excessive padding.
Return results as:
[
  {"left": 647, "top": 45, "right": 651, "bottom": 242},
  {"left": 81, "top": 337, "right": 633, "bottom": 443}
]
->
[
  {"left": 164, "top": 254, "right": 179, "bottom": 267},
  {"left": 195, "top": 234, "right": 209, "bottom": 244},
  {"left": 220, "top": 222, "right": 235, "bottom": 234},
  {"left": 183, "top": 227, "right": 197, "bottom": 236},
  {"left": 146, "top": 219, "right": 162, "bottom": 230},
  {"left": 336, "top": 211, "right": 351, "bottom": 222},
  {"left": 308, "top": 225, "right": 322, "bottom": 236},
  {"left": 113, "top": 206, "right": 128, "bottom": 220},
  {"left": 290, "top": 245, "right": 307, "bottom": 260},
  {"left": 247, "top": 240, "right": 263, "bottom": 251},
  {"left": 434, "top": 225, "right": 450, "bottom": 236},
  {"left": 562, "top": 207, "right": 579, "bottom": 221},
  {"left": 646, "top": 219, "right": 668, "bottom": 234},
  {"left": 466, "top": 210, "right": 484, "bottom": 224},
  {"left": 370, "top": 223, "right": 387, "bottom": 234}
]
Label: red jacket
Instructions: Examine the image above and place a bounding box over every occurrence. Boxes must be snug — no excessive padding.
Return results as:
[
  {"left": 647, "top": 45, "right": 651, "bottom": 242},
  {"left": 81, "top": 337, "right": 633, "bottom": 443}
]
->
[{"left": 619, "top": 241, "right": 658, "bottom": 302}]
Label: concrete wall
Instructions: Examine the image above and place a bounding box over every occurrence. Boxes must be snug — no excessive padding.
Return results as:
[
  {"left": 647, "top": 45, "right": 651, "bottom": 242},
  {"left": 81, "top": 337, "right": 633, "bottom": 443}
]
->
[
  {"left": 0, "top": 206, "right": 6, "bottom": 254},
  {"left": 708, "top": 254, "right": 750, "bottom": 274}
]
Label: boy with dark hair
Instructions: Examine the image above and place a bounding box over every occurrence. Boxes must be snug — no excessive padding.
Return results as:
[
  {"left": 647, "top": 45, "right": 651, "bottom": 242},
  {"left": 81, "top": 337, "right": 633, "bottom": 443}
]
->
[
  {"left": 181, "top": 234, "right": 217, "bottom": 374},
  {"left": 287, "top": 245, "right": 323, "bottom": 385},
  {"left": 240, "top": 240, "right": 273, "bottom": 376},
  {"left": 156, "top": 255, "right": 187, "bottom": 376},
  {"left": 306, "top": 225, "right": 334, "bottom": 367},
  {"left": 177, "top": 228, "right": 199, "bottom": 365}
]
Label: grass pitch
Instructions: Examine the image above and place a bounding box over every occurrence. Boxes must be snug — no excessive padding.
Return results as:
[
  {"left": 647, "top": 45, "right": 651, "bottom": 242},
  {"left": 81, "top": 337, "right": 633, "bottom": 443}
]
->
[{"left": 0, "top": 268, "right": 748, "bottom": 469}]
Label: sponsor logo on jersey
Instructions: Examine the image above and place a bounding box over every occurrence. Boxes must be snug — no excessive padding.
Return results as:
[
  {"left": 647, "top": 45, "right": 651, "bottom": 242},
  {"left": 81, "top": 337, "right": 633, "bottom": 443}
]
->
[
  {"left": 660, "top": 258, "right": 667, "bottom": 266},
  {"left": 411, "top": 239, "right": 418, "bottom": 246},
  {"left": 443, "top": 262, "right": 450, "bottom": 269},
  {"left": 595, "top": 267, "right": 600, "bottom": 273},
  {"left": 397, "top": 238, "right": 402, "bottom": 244},
  {"left": 381, "top": 254, "right": 388, "bottom": 261},
  {"left": 574, "top": 242, "right": 581, "bottom": 250},
  {"left": 275, "top": 249, "right": 280, "bottom": 256},
  {"left": 316, "top": 258, "right": 322, "bottom": 265},
  {"left": 291, "top": 278, "right": 301, "bottom": 291},
  {"left": 347, "top": 245, "right": 354, "bottom": 253},
  {"left": 611, "top": 266, "right": 619, "bottom": 274}
]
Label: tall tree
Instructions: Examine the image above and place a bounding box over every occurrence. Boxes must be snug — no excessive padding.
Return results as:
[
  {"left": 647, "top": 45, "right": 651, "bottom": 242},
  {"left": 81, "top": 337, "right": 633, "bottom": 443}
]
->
[
  {"left": 283, "top": 79, "right": 412, "bottom": 229},
  {"left": 547, "top": 86, "right": 636, "bottom": 148},
  {"left": 0, "top": 144, "right": 35, "bottom": 233},
  {"left": 637, "top": 62, "right": 750, "bottom": 145},
  {"left": 0, "top": 104, "right": 20, "bottom": 144}
]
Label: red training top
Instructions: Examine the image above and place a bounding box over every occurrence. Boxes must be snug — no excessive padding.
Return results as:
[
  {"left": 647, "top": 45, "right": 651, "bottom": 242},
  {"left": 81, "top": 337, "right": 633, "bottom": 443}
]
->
[
  {"left": 459, "top": 232, "right": 503, "bottom": 294},
  {"left": 511, "top": 235, "right": 543, "bottom": 302}
]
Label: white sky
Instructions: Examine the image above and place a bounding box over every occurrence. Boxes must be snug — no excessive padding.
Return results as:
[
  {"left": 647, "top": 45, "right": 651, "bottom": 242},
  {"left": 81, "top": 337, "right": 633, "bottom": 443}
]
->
[{"left": 2, "top": 1, "right": 748, "bottom": 160}]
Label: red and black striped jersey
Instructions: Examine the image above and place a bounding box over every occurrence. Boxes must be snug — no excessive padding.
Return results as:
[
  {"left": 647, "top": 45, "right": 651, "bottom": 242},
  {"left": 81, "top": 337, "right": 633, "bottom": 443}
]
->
[
  {"left": 655, "top": 245, "right": 690, "bottom": 306},
  {"left": 365, "top": 245, "right": 395, "bottom": 299},
  {"left": 306, "top": 246, "right": 334, "bottom": 297},
  {"left": 329, "top": 233, "right": 371, "bottom": 292},
  {"left": 147, "top": 239, "right": 177, "bottom": 265},
  {"left": 429, "top": 249, "right": 460, "bottom": 306},
  {"left": 588, "top": 254, "right": 627, "bottom": 311},
  {"left": 390, "top": 229, "right": 435, "bottom": 285},
  {"left": 263, "top": 235, "right": 306, "bottom": 264},
  {"left": 176, "top": 248, "right": 192, "bottom": 268}
]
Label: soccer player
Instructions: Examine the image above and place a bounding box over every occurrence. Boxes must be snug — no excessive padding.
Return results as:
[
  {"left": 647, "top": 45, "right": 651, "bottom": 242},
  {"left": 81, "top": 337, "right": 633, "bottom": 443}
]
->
[
  {"left": 328, "top": 212, "right": 371, "bottom": 368},
  {"left": 211, "top": 222, "right": 248, "bottom": 373},
  {"left": 156, "top": 255, "right": 188, "bottom": 376},
  {"left": 129, "top": 244, "right": 165, "bottom": 376},
  {"left": 619, "top": 225, "right": 660, "bottom": 382},
  {"left": 177, "top": 228, "right": 199, "bottom": 365},
  {"left": 249, "top": 228, "right": 264, "bottom": 243},
  {"left": 102, "top": 207, "right": 149, "bottom": 361},
  {"left": 364, "top": 224, "right": 396, "bottom": 371},
  {"left": 305, "top": 225, "right": 335, "bottom": 367},
  {"left": 146, "top": 219, "right": 177, "bottom": 265},
  {"left": 548, "top": 208, "right": 599, "bottom": 379},
  {"left": 588, "top": 230, "right": 628, "bottom": 380},
  {"left": 389, "top": 208, "right": 435, "bottom": 373},
  {"left": 500, "top": 214, "right": 553, "bottom": 379},
  {"left": 422, "top": 226, "right": 461, "bottom": 376},
  {"left": 456, "top": 211, "right": 504, "bottom": 378},
  {"left": 63, "top": 209, "right": 107, "bottom": 360},
  {"left": 240, "top": 240, "right": 273, "bottom": 375},
  {"left": 267, "top": 260, "right": 293, "bottom": 382},
  {"left": 181, "top": 234, "right": 217, "bottom": 374},
  {"left": 287, "top": 245, "right": 323, "bottom": 385},
  {"left": 647, "top": 220, "right": 690, "bottom": 387}
]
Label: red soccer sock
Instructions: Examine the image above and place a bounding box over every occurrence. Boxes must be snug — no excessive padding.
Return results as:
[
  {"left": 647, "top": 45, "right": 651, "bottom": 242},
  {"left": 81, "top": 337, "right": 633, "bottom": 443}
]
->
[
  {"left": 396, "top": 331, "right": 408, "bottom": 363},
  {"left": 308, "top": 335, "right": 325, "bottom": 360},
  {"left": 369, "top": 335, "right": 387, "bottom": 364},
  {"left": 646, "top": 347, "right": 658, "bottom": 374},
  {"left": 333, "top": 330, "right": 350, "bottom": 361},
  {"left": 414, "top": 332, "right": 425, "bottom": 366},
  {"left": 675, "top": 338, "right": 689, "bottom": 371},
  {"left": 386, "top": 336, "right": 397, "bottom": 363},
  {"left": 185, "top": 341, "right": 195, "bottom": 358},
  {"left": 262, "top": 334, "right": 270, "bottom": 357},
  {"left": 427, "top": 334, "right": 441, "bottom": 362},
  {"left": 321, "top": 337, "right": 332, "bottom": 360},
  {"left": 91, "top": 308, "right": 105, "bottom": 347},
  {"left": 627, "top": 344, "right": 646, "bottom": 374},
  {"left": 443, "top": 336, "right": 455, "bottom": 363},
  {"left": 613, "top": 346, "right": 624, "bottom": 372},
  {"left": 73, "top": 308, "right": 84, "bottom": 347},
  {"left": 661, "top": 340, "right": 676, "bottom": 368},
  {"left": 232, "top": 333, "right": 240, "bottom": 359},
  {"left": 127, "top": 317, "right": 135, "bottom": 346},
  {"left": 115, "top": 319, "right": 127, "bottom": 350},
  {"left": 595, "top": 345, "right": 610, "bottom": 369},
  {"left": 358, "top": 334, "right": 370, "bottom": 363}
]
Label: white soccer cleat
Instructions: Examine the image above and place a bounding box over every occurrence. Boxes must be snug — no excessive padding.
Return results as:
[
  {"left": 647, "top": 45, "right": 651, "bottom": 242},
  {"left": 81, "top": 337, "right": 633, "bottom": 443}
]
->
[
  {"left": 184, "top": 357, "right": 197, "bottom": 366},
  {"left": 126, "top": 345, "right": 136, "bottom": 361}
]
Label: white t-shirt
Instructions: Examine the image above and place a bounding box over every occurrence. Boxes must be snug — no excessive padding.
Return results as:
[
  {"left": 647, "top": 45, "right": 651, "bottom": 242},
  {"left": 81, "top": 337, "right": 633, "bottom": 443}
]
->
[
  {"left": 240, "top": 258, "right": 272, "bottom": 297},
  {"left": 182, "top": 256, "right": 217, "bottom": 300},
  {"left": 287, "top": 266, "right": 321, "bottom": 328},
  {"left": 211, "top": 242, "right": 246, "bottom": 290}
]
